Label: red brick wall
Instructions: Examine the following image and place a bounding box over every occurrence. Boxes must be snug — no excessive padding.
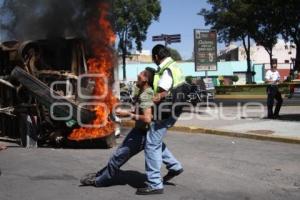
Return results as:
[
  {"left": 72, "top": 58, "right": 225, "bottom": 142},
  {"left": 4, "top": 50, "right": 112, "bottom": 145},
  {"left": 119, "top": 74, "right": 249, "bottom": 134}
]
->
[{"left": 277, "top": 69, "right": 290, "bottom": 80}]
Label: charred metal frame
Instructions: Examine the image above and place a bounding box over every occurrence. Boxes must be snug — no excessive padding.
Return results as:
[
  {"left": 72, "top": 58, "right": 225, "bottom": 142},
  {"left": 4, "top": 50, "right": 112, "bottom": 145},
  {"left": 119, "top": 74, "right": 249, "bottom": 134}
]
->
[{"left": 0, "top": 38, "right": 116, "bottom": 148}]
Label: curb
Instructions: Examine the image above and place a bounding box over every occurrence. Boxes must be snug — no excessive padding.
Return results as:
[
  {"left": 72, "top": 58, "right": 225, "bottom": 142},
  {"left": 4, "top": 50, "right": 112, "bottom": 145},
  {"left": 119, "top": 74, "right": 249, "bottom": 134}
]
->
[
  {"left": 121, "top": 121, "right": 300, "bottom": 145},
  {"left": 0, "top": 137, "right": 19, "bottom": 143},
  {"left": 215, "top": 95, "right": 267, "bottom": 100}
]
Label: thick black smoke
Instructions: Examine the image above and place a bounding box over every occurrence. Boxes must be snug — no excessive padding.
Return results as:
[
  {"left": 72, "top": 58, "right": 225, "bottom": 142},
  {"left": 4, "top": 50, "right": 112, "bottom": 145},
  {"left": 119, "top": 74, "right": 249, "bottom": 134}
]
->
[{"left": 0, "top": 0, "right": 109, "bottom": 41}]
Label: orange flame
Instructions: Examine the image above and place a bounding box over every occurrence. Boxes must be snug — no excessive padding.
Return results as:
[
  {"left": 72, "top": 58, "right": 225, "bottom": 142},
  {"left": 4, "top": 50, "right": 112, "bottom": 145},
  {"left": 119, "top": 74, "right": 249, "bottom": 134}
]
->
[{"left": 68, "top": 3, "right": 117, "bottom": 141}]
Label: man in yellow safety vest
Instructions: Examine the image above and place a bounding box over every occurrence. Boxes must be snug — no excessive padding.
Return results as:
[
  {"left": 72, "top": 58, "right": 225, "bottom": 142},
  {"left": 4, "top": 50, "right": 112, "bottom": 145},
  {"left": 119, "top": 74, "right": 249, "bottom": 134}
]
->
[{"left": 136, "top": 44, "right": 185, "bottom": 195}]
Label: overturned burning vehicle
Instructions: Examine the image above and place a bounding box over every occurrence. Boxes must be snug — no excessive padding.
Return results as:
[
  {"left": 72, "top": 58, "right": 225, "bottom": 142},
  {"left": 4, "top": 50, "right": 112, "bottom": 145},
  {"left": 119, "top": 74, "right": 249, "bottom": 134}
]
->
[{"left": 0, "top": 37, "right": 118, "bottom": 148}]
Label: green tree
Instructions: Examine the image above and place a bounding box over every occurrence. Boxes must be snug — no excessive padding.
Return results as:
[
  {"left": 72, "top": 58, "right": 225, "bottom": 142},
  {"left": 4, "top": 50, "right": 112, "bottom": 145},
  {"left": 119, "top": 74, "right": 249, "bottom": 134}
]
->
[
  {"left": 231, "top": 75, "right": 239, "bottom": 84},
  {"left": 199, "top": 0, "right": 257, "bottom": 84},
  {"left": 249, "top": 0, "right": 280, "bottom": 65},
  {"left": 185, "top": 76, "right": 193, "bottom": 84},
  {"left": 276, "top": 0, "right": 300, "bottom": 72},
  {"left": 112, "top": 0, "right": 161, "bottom": 80},
  {"left": 252, "top": 27, "right": 278, "bottom": 65},
  {"left": 168, "top": 47, "right": 182, "bottom": 61}
]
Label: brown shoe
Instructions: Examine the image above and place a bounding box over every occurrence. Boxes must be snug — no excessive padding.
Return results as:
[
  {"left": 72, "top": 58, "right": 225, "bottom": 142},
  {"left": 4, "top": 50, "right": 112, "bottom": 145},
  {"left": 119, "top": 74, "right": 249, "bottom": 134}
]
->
[{"left": 80, "top": 173, "right": 96, "bottom": 186}]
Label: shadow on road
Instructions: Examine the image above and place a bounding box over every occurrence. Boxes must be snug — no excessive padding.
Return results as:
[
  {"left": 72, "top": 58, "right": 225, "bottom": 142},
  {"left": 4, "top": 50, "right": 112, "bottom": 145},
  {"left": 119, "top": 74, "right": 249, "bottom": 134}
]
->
[
  {"left": 277, "top": 114, "right": 300, "bottom": 122},
  {"left": 98, "top": 170, "right": 147, "bottom": 189},
  {"left": 116, "top": 170, "right": 147, "bottom": 188}
]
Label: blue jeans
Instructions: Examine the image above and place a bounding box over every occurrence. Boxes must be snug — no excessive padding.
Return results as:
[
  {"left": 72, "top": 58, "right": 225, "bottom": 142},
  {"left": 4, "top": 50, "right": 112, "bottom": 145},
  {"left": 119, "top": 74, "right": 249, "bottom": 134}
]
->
[
  {"left": 144, "top": 117, "right": 183, "bottom": 189},
  {"left": 95, "top": 128, "right": 146, "bottom": 186},
  {"left": 95, "top": 127, "right": 175, "bottom": 187}
]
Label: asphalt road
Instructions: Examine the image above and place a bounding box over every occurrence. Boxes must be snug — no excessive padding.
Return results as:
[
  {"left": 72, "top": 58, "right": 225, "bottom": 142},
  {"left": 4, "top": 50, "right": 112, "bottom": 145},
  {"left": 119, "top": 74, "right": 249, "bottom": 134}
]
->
[{"left": 0, "top": 129, "right": 300, "bottom": 200}]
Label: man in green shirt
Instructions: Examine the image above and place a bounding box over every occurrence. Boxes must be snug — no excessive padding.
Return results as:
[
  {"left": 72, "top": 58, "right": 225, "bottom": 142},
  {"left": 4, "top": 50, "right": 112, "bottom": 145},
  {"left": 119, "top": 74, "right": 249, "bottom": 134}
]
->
[{"left": 80, "top": 68, "right": 155, "bottom": 187}]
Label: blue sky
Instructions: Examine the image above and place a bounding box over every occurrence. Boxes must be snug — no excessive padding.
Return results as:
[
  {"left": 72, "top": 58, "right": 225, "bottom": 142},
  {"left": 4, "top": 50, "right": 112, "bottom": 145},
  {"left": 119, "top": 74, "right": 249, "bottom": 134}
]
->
[{"left": 141, "top": 0, "right": 223, "bottom": 60}]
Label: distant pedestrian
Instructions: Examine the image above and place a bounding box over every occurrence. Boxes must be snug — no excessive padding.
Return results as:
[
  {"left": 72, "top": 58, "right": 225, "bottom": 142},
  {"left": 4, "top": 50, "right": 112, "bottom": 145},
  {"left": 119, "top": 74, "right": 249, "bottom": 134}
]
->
[{"left": 265, "top": 61, "right": 283, "bottom": 119}]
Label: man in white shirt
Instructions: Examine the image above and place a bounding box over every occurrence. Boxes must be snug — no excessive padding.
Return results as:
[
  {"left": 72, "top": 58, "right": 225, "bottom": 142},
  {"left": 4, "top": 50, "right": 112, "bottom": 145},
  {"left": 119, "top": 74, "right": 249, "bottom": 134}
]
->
[
  {"left": 265, "top": 61, "right": 283, "bottom": 119},
  {"left": 157, "top": 67, "right": 173, "bottom": 91},
  {"left": 136, "top": 45, "right": 184, "bottom": 195}
]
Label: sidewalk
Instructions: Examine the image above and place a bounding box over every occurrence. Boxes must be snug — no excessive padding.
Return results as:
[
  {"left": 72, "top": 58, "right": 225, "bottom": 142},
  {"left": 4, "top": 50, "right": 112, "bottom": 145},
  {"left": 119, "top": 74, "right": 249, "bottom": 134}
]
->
[{"left": 123, "top": 105, "right": 300, "bottom": 144}]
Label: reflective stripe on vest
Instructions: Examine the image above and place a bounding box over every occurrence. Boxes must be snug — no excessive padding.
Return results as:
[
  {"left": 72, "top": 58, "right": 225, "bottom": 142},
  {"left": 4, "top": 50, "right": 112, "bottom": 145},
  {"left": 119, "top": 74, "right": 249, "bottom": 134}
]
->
[{"left": 153, "top": 58, "right": 185, "bottom": 94}]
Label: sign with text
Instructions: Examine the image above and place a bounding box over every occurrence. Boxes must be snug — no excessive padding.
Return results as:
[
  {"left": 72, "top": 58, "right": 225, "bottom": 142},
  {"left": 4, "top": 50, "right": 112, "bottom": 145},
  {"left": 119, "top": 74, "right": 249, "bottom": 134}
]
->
[
  {"left": 194, "top": 29, "right": 217, "bottom": 71},
  {"left": 152, "top": 34, "right": 181, "bottom": 45}
]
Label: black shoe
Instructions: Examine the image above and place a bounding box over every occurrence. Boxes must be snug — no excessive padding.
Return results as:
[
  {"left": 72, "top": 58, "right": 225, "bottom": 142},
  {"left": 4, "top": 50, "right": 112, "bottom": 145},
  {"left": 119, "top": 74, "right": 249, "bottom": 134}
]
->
[
  {"left": 136, "top": 187, "right": 164, "bottom": 195},
  {"left": 273, "top": 114, "right": 280, "bottom": 119},
  {"left": 80, "top": 175, "right": 96, "bottom": 186},
  {"left": 163, "top": 168, "right": 184, "bottom": 183}
]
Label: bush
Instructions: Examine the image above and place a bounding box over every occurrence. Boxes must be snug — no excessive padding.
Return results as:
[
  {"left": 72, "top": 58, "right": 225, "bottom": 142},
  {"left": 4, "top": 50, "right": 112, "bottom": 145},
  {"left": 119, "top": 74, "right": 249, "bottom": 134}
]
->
[
  {"left": 185, "top": 76, "right": 193, "bottom": 84},
  {"left": 218, "top": 76, "right": 224, "bottom": 86},
  {"left": 215, "top": 83, "right": 291, "bottom": 95},
  {"left": 284, "top": 76, "right": 292, "bottom": 82},
  {"left": 231, "top": 75, "right": 239, "bottom": 83}
]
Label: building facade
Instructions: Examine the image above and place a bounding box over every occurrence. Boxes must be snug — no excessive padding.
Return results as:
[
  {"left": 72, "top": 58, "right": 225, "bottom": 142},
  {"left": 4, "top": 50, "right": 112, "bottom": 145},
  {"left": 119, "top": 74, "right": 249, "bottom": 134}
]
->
[
  {"left": 118, "top": 60, "right": 264, "bottom": 85},
  {"left": 218, "top": 39, "right": 296, "bottom": 80},
  {"left": 118, "top": 39, "right": 295, "bottom": 85}
]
